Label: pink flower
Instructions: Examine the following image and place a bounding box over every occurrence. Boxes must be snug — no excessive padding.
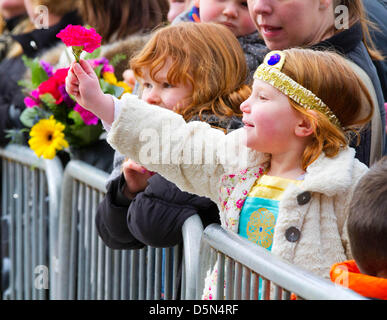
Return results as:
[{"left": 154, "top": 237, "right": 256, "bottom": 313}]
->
[
  {"left": 24, "top": 89, "right": 40, "bottom": 108},
  {"left": 102, "top": 64, "right": 114, "bottom": 73},
  {"left": 89, "top": 58, "right": 115, "bottom": 73},
  {"left": 57, "top": 25, "right": 102, "bottom": 53},
  {"left": 74, "top": 104, "right": 99, "bottom": 125}
]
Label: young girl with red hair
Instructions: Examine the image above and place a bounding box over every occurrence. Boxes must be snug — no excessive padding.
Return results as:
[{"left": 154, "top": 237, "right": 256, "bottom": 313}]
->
[{"left": 66, "top": 38, "right": 374, "bottom": 297}]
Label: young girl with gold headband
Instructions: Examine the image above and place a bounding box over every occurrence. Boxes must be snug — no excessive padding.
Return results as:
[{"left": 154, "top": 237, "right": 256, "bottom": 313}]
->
[{"left": 66, "top": 46, "right": 374, "bottom": 296}]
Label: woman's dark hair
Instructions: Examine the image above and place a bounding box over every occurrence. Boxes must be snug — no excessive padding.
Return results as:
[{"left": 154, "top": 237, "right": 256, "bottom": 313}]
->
[{"left": 78, "top": 0, "right": 169, "bottom": 44}]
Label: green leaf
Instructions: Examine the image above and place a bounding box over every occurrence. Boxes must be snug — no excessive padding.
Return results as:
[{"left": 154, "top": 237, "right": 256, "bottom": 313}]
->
[
  {"left": 84, "top": 47, "right": 101, "bottom": 60},
  {"left": 17, "top": 79, "right": 35, "bottom": 91},
  {"left": 20, "top": 107, "right": 52, "bottom": 127},
  {"left": 39, "top": 93, "right": 64, "bottom": 118},
  {"left": 100, "top": 79, "right": 124, "bottom": 97},
  {"left": 19, "top": 107, "right": 40, "bottom": 128},
  {"left": 68, "top": 110, "right": 84, "bottom": 126},
  {"left": 39, "top": 93, "right": 57, "bottom": 108},
  {"left": 93, "top": 64, "right": 104, "bottom": 78},
  {"left": 67, "top": 123, "right": 103, "bottom": 147},
  {"left": 21, "top": 55, "right": 49, "bottom": 87},
  {"left": 110, "top": 53, "right": 127, "bottom": 67},
  {"left": 34, "top": 93, "right": 71, "bottom": 125},
  {"left": 4, "top": 128, "right": 29, "bottom": 145}
]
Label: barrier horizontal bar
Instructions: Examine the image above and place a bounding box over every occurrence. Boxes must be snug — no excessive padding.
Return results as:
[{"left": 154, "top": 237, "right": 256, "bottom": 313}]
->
[
  {"left": 200, "top": 224, "right": 365, "bottom": 300},
  {"left": 62, "top": 160, "right": 109, "bottom": 192}
]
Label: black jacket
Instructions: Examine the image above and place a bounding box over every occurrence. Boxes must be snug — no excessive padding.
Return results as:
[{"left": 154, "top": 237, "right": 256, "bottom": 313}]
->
[
  {"left": 0, "top": 11, "right": 82, "bottom": 147},
  {"left": 96, "top": 173, "right": 220, "bottom": 249}
]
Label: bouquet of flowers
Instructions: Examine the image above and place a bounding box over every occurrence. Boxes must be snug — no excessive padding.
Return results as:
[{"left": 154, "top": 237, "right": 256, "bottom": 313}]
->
[{"left": 17, "top": 25, "right": 131, "bottom": 159}]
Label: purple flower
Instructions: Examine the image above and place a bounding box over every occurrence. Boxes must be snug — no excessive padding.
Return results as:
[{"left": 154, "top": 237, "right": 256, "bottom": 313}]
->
[
  {"left": 74, "top": 104, "right": 99, "bottom": 126},
  {"left": 58, "top": 84, "right": 75, "bottom": 108},
  {"left": 89, "top": 57, "right": 115, "bottom": 73},
  {"left": 89, "top": 57, "right": 106, "bottom": 68},
  {"left": 102, "top": 64, "right": 114, "bottom": 73},
  {"left": 40, "top": 61, "right": 54, "bottom": 77}
]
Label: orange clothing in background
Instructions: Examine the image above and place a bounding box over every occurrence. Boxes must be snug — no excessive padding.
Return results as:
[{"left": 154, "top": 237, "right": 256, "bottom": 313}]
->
[{"left": 330, "top": 260, "right": 387, "bottom": 300}]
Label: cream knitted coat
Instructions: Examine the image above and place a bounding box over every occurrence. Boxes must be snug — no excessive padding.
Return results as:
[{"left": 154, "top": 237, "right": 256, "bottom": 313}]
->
[{"left": 107, "top": 93, "right": 369, "bottom": 280}]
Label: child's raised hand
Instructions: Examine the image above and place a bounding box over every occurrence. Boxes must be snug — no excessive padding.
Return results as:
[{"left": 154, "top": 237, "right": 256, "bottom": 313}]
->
[
  {"left": 65, "top": 59, "right": 115, "bottom": 124},
  {"left": 66, "top": 59, "right": 102, "bottom": 110},
  {"left": 122, "top": 159, "right": 156, "bottom": 198}
]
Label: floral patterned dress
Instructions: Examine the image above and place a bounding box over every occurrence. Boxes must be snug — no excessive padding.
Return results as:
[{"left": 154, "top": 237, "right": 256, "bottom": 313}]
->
[{"left": 203, "top": 168, "right": 303, "bottom": 300}]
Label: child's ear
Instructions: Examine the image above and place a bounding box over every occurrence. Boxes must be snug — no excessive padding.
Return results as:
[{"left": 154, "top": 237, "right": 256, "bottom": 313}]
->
[{"left": 294, "top": 110, "right": 316, "bottom": 137}]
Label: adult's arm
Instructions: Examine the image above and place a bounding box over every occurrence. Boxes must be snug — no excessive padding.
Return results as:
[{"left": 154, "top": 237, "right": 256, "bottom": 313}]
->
[
  {"left": 126, "top": 173, "right": 220, "bottom": 248},
  {"left": 95, "top": 173, "right": 145, "bottom": 250}
]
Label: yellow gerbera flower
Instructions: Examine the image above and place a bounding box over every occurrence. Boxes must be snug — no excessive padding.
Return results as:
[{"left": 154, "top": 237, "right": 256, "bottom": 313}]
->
[
  {"left": 102, "top": 71, "right": 117, "bottom": 85},
  {"left": 28, "top": 116, "right": 69, "bottom": 159},
  {"left": 103, "top": 72, "right": 132, "bottom": 96},
  {"left": 116, "top": 81, "right": 132, "bottom": 94}
]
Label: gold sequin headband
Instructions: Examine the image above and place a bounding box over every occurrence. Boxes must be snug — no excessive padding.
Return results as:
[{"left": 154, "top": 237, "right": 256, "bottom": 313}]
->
[{"left": 254, "top": 51, "right": 341, "bottom": 128}]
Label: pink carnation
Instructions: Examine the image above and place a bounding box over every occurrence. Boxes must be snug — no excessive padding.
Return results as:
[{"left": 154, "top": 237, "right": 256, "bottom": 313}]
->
[
  {"left": 74, "top": 104, "right": 99, "bottom": 126},
  {"left": 56, "top": 25, "right": 102, "bottom": 53}
]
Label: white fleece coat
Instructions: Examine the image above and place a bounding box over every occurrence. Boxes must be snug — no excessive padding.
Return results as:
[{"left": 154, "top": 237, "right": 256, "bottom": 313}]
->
[{"left": 107, "top": 93, "right": 368, "bottom": 281}]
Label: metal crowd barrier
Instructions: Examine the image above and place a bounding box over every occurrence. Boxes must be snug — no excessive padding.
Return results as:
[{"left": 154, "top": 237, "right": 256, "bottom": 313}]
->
[
  {"left": 197, "top": 224, "right": 367, "bottom": 300},
  {"left": 3, "top": 145, "right": 363, "bottom": 301},
  {"left": 55, "top": 160, "right": 203, "bottom": 300},
  {"left": 0, "top": 144, "right": 63, "bottom": 300}
]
